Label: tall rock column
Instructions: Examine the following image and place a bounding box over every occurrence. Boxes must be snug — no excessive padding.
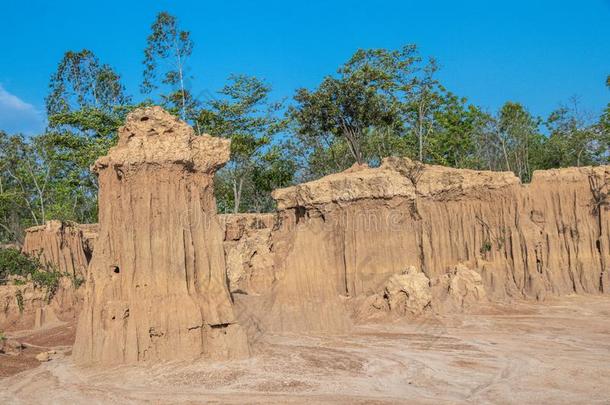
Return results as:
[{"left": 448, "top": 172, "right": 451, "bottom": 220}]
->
[{"left": 73, "top": 107, "right": 249, "bottom": 365}]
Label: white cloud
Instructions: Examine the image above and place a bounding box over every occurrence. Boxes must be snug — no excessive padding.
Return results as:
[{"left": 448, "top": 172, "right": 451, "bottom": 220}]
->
[{"left": 0, "top": 84, "right": 46, "bottom": 134}]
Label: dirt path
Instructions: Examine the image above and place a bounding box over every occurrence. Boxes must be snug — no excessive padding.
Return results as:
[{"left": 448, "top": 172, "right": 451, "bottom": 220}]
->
[
  {"left": 0, "top": 322, "right": 76, "bottom": 378},
  {"left": 2, "top": 296, "right": 610, "bottom": 404}
]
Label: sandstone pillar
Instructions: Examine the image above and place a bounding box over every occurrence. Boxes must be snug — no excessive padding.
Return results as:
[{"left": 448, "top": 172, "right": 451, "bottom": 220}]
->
[{"left": 73, "top": 107, "right": 249, "bottom": 364}]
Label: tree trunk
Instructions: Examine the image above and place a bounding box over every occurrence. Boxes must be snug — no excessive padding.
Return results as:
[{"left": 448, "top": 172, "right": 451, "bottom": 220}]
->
[
  {"left": 342, "top": 125, "right": 363, "bottom": 165},
  {"left": 232, "top": 177, "right": 243, "bottom": 214},
  {"left": 174, "top": 38, "right": 187, "bottom": 121}
]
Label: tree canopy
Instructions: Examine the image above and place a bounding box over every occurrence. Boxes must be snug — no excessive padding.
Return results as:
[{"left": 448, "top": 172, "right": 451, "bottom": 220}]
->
[{"left": 0, "top": 11, "right": 608, "bottom": 243}]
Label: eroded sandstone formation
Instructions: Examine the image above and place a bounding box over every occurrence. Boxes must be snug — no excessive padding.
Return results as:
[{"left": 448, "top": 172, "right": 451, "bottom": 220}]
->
[
  {"left": 256, "top": 158, "right": 609, "bottom": 332},
  {"left": 0, "top": 282, "right": 48, "bottom": 330},
  {"left": 220, "top": 213, "right": 276, "bottom": 294},
  {"left": 20, "top": 118, "right": 609, "bottom": 341},
  {"left": 0, "top": 221, "right": 93, "bottom": 330},
  {"left": 22, "top": 221, "right": 97, "bottom": 278},
  {"left": 72, "top": 107, "right": 249, "bottom": 365}
]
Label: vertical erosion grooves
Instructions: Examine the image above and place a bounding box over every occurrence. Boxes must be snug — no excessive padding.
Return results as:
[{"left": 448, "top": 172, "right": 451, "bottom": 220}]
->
[
  {"left": 259, "top": 160, "right": 610, "bottom": 333},
  {"left": 72, "top": 107, "right": 249, "bottom": 365}
]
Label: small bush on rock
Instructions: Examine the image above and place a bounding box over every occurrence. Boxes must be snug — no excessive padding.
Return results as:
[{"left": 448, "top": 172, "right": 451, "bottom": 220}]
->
[
  {"left": 0, "top": 248, "right": 40, "bottom": 284},
  {"left": 0, "top": 247, "right": 63, "bottom": 303}
]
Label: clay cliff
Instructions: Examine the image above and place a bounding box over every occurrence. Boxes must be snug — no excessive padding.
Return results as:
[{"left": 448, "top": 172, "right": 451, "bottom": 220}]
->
[
  {"left": 14, "top": 108, "right": 608, "bottom": 349},
  {"left": 0, "top": 221, "right": 95, "bottom": 330},
  {"left": 72, "top": 107, "right": 249, "bottom": 365},
  {"left": 22, "top": 221, "right": 97, "bottom": 279},
  {"left": 253, "top": 158, "right": 610, "bottom": 332},
  {"left": 220, "top": 213, "right": 275, "bottom": 295}
]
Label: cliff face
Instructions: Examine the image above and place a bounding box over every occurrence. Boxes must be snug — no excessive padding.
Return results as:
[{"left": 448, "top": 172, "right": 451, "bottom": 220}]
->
[
  {"left": 261, "top": 158, "right": 609, "bottom": 332},
  {"left": 219, "top": 214, "right": 276, "bottom": 295},
  {"left": 72, "top": 107, "right": 249, "bottom": 365},
  {"left": 22, "top": 221, "right": 97, "bottom": 278},
  {"left": 14, "top": 125, "right": 609, "bottom": 341},
  {"left": 0, "top": 221, "right": 97, "bottom": 329}
]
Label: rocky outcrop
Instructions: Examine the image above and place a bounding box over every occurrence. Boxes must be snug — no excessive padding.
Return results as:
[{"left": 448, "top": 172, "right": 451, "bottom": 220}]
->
[
  {"left": 431, "top": 264, "right": 487, "bottom": 311},
  {"left": 73, "top": 107, "right": 249, "bottom": 365},
  {"left": 219, "top": 213, "right": 276, "bottom": 294},
  {"left": 262, "top": 158, "right": 609, "bottom": 332},
  {"left": 382, "top": 266, "right": 432, "bottom": 315},
  {"left": 0, "top": 283, "right": 48, "bottom": 330},
  {"left": 22, "top": 221, "right": 97, "bottom": 278},
  {"left": 0, "top": 276, "right": 82, "bottom": 331},
  {"left": 18, "top": 130, "right": 609, "bottom": 340}
]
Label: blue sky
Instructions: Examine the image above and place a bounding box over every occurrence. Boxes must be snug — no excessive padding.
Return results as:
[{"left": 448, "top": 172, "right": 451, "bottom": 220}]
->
[{"left": 1, "top": 0, "right": 609, "bottom": 134}]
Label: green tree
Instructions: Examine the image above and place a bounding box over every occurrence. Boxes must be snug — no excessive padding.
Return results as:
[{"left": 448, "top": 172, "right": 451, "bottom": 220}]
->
[
  {"left": 142, "top": 11, "right": 195, "bottom": 121},
  {"left": 404, "top": 58, "right": 444, "bottom": 162},
  {"left": 427, "top": 94, "right": 484, "bottom": 168},
  {"left": 290, "top": 45, "right": 468, "bottom": 177},
  {"left": 597, "top": 76, "right": 610, "bottom": 162},
  {"left": 249, "top": 146, "right": 297, "bottom": 212},
  {"left": 496, "top": 102, "right": 543, "bottom": 182},
  {"left": 46, "top": 49, "right": 129, "bottom": 117},
  {"left": 290, "top": 47, "right": 409, "bottom": 166},
  {"left": 197, "top": 75, "right": 288, "bottom": 212},
  {"left": 544, "top": 97, "right": 605, "bottom": 168},
  {"left": 45, "top": 49, "right": 131, "bottom": 223},
  {"left": 468, "top": 110, "right": 506, "bottom": 171},
  {"left": 0, "top": 131, "right": 26, "bottom": 242},
  {"left": 0, "top": 134, "right": 71, "bottom": 237}
]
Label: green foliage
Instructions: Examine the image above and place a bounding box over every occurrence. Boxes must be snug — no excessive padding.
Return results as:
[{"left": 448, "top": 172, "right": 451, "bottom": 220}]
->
[
  {"left": 0, "top": 330, "right": 6, "bottom": 341},
  {"left": 69, "top": 274, "right": 86, "bottom": 289},
  {"left": 142, "top": 12, "right": 195, "bottom": 121},
  {"left": 542, "top": 98, "right": 606, "bottom": 169},
  {"left": 1, "top": 33, "right": 609, "bottom": 240},
  {"left": 495, "top": 102, "right": 544, "bottom": 182},
  {"left": 427, "top": 95, "right": 484, "bottom": 168},
  {"left": 0, "top": 248, "right": 62, "bottom": 303},
  {"left": 480, "top": 241, "right": 492, "bottom": 255},
  {"left": 0, "top": 248, "right": 40, "bottom": 283},
  {"left": 0, "top": 134, "right": 55, "bottom": 235},
  {"left": 198, "top": 74, "right": 290, "bottom": 212},
  {"left": 289, "top": 46, "right": 503, "bottom": 177},
  {"left": 46, "top": 49, "right": 129, "bottom": 116},
  {"left": 39, "top": 50, "right": 132, "bottom": 226},
  {"left": 249, "top": 146, "right": 297, "bottom": 212},
  {"left": 0, "top": 130, "right": 106, "bottom": 234},
  {"left": 31, "top": 269, "right": 61, "bottom": 302},
  {"left": 290, "top": 46, "right": 412, "bottom": 166}
]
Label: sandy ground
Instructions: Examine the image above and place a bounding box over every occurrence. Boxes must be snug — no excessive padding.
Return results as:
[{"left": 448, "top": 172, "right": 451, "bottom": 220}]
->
[
  {"left": 0, "top": 323, "right": 76, "bottom": 378},
  {"left": 1, "top": 295, "right": 610, "bottom": 404}
]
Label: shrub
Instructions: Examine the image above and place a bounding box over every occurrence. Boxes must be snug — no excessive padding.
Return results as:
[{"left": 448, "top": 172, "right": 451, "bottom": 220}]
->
[
  {"left": 0, "top": 248, "right": 40, "bottom": 284},
  {"left": 32, "top": 270, "right": 62, "bottom": 302},
  {"left": 69, "top": 274, "right": 85, "bottom": 289},
  {"left": 480, "top": 241, "right": 492, "bottom": 255},
  {"left": 0, "top": 247, "right": 63, "bottom": 303}
]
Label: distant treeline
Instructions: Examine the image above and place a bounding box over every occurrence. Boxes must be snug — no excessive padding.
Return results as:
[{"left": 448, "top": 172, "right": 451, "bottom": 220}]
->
[{"left": 1, "top": 12, "right": 609, "bottom": 242}]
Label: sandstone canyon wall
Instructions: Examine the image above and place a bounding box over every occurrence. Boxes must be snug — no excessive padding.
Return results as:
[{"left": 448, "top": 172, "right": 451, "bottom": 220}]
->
[
  {"left": 220, "top": 213, "right": 275, "bottom": 295},
  {"left": 1, "top": 221, "right": 95, "bottom": 330},
  {"left": 22, "top": 220, "right": 97, "bottom": 278},
  {"left": 72, "top": 107, "right": 249, "bottom": 365},
  {"left": 251, "top": 158, "right": 610, "bottom": 332},
  {"left": 16, "top": 107, "right": 608, "bottom": 351}
]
